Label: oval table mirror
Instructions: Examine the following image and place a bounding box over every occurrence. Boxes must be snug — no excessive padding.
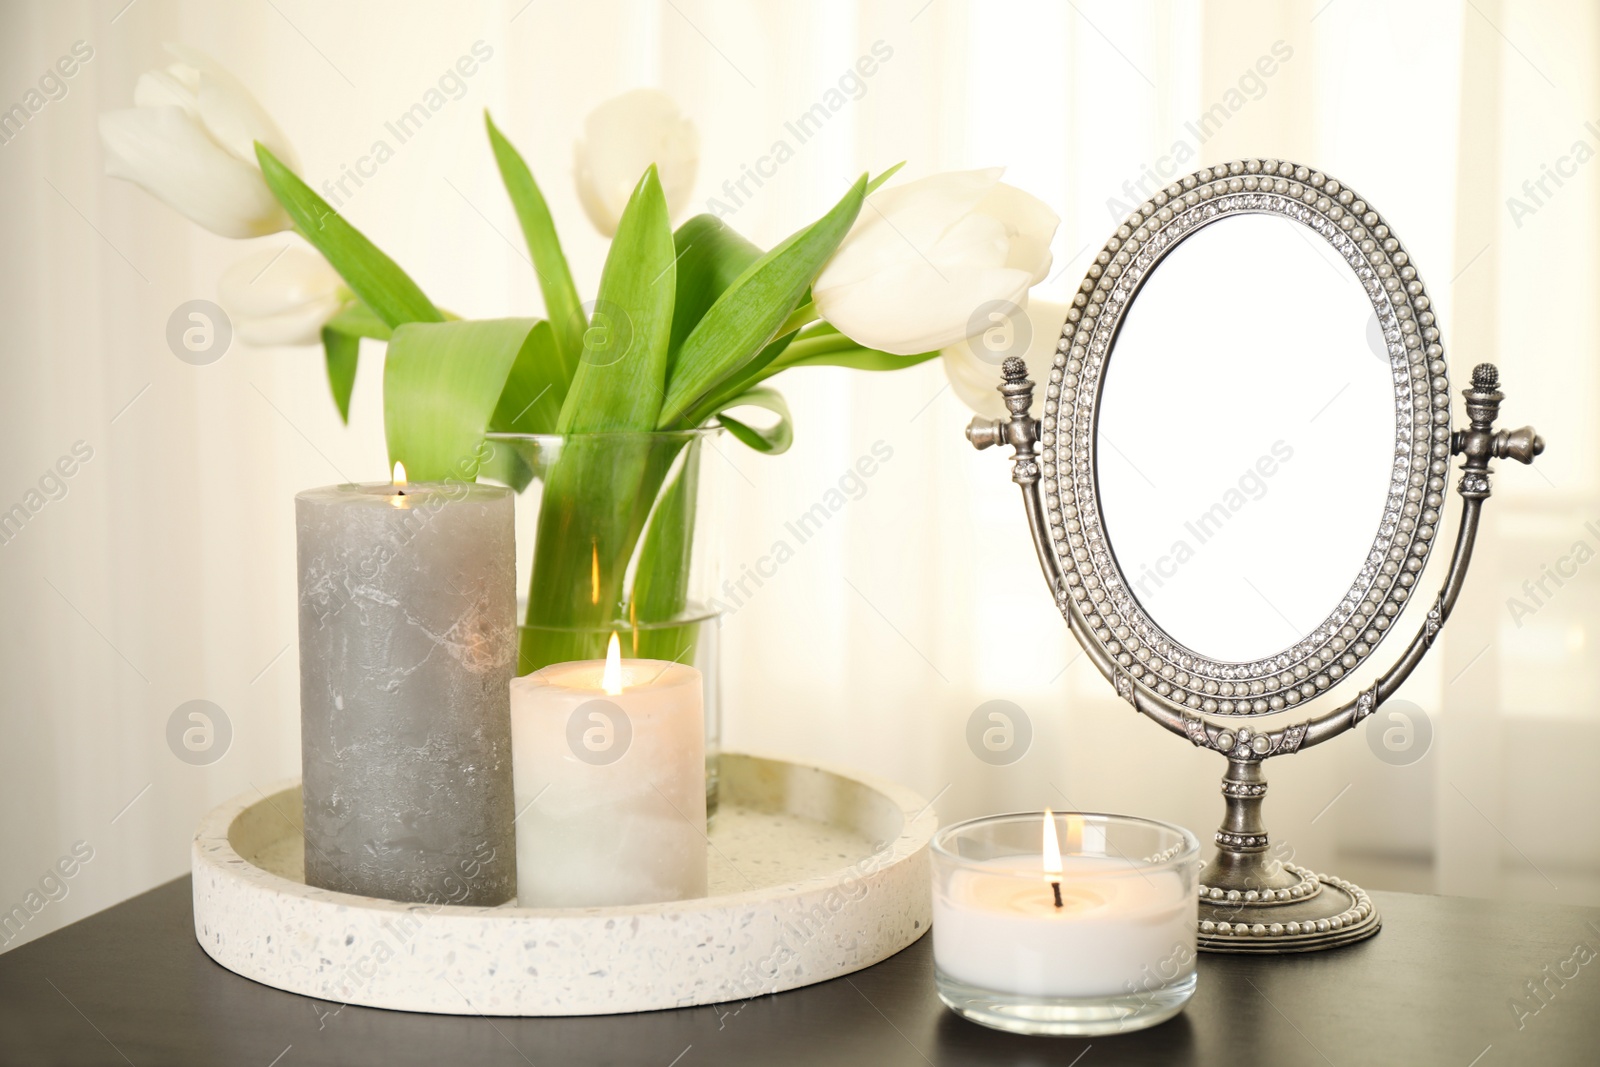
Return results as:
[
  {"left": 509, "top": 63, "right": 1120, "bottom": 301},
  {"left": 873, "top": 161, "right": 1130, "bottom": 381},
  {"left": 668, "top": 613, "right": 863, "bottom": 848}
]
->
[{"left": 969, "top": 159, "right": 1546, "bottom": 953}]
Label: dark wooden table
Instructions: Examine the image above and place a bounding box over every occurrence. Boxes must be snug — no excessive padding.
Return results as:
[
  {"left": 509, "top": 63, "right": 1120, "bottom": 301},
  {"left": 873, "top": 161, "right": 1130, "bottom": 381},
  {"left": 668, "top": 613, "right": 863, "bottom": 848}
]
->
[{"left": 2, "top": 878, "right": 1597, "bottom": 1065}]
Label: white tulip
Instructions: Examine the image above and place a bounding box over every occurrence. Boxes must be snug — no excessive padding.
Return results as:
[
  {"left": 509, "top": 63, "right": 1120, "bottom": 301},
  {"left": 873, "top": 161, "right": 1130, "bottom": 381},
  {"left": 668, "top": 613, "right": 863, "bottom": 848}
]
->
[
  {"left": 218, "top": 247, "right": 344, "bottom": 345},
  {"left": 99, "top": 44, "right": 298, "bottom": 239},
  {"left": 813, "top": 168, "right": 1059, "bottom": 356},
  {"left": 940, "top": 299, "right": 1068, "bottom": 419},
  {"left": 574, "top": 89, "right": 699, "bottom": 237}
]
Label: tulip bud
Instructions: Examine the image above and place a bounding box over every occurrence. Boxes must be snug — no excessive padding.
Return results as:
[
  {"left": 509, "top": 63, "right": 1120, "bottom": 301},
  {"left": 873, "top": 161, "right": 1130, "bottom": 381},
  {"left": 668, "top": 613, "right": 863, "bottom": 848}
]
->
[
  {"left": 574, "top": 89, "right": 699, "bottom": 237},
  {"left": 219, "top": 247, "right": 343, "bottom": 346},
  {"left": 814, "top": 168, "right": 1059, "bottom": 356},
  {"left": 941, "top": 299, "right": 1068, "bottom": 419},
  {"left": 100, "top": 44, "right": 298, "bottom": 239}
]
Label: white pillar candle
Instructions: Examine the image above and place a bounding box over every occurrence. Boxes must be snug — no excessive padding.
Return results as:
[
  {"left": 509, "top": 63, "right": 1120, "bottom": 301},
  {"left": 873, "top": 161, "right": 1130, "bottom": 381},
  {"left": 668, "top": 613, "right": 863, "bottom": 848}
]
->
[
  {"left": 509, "top": 635, "right": 706, "bottom": 907},
  {"left": 933, "top": 814, "right": 1195, "bottom": 999}
]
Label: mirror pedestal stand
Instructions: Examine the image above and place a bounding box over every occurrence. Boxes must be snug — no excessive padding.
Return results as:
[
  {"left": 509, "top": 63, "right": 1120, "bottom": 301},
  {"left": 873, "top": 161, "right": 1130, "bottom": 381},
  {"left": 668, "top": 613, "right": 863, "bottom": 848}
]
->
[{"left": 1196, "top": 759, "right": 1380, "bottom": 953}]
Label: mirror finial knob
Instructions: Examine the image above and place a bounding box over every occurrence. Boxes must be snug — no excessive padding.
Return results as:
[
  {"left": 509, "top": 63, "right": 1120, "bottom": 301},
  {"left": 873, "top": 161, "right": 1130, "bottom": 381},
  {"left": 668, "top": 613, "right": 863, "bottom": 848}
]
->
[
  {"left": 1001, "top": 356, "right": 1028, "bottom": 382},
  {"left": 1471, "top": 363, "right": 1499, "bottom": 391}
]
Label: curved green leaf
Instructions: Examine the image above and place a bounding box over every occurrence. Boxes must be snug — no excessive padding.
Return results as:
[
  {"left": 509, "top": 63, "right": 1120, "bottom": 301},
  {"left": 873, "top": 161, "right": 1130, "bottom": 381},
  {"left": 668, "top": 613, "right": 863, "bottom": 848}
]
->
[
  {"left": 668, "top": 214, "right": 764, "bottom": 359},
  {"left": 319, "top": 297, "right": 398, "bottom": 425},
  {"left": 325, "top": 298, "right": 392, "bottom": 341},
  {"left": 485, "top": 112, "right": 583, "bottom": 381},
  {"left": 711, "top": 386, "right": 793, "bottom": 454},
  {"left": 866, "top": 161, "right": 906, "bottom": 194},
  {"left": 657, "top": 175, "right": 867, "bottom": 429},
  {"left": 630, "top": 437, "right": 701, "bottom": 645},
  {"left": 772, "top": 321, "right": 856, "bottom": 361},
  {"left": 782, "top": 345, "right": 939, "bottom": 372},
  {"left": 321, "top": 326, "right": 360, "bottom": 425},
  {"left": 680, "top": 329, "right": 796, "bottom": 428},
  {"left": 255, "top": 143, "right": 443, "bottom": 328},
  {"left": 384, "top": 318, "right": 535, "bottom": 479},
  {"left": 773, "top": 322, "right": 938, "bottom": 372},
  {"left": 489, "top": 319, "right": 566, "bottom": 434},
  {"left": 558, "top": 166, "right": 676, "bottom": 433},
  {"left": 773, "top": 298, "right": 816, "bottom": 339}
]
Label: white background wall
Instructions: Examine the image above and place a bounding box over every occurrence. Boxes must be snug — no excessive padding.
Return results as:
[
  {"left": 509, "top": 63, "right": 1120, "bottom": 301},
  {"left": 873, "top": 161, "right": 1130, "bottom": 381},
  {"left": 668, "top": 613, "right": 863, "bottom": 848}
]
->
[{"left": 2, "top": 0, "right": 1597, "bottom": 951}]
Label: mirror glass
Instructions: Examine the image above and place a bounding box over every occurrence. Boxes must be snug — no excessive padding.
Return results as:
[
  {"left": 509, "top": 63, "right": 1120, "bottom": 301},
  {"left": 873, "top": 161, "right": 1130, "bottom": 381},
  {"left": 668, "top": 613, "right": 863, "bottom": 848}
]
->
[{"left": 1095, "top": 213, "right": 1393, "bottom": 664}]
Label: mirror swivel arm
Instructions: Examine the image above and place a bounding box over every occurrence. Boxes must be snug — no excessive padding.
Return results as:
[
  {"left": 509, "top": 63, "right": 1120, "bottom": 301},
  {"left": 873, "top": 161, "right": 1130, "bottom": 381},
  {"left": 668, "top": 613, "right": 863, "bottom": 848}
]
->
[
  {"left": 1450, "top": 363, "right": 1545, "bottom": 479},
  {"left": 965, "top": 356, "right": 1042, "bottom": 469},
  {"left": 1294, "top": 362, "right": 1545, "bottom": 751},
  {"left": 968, "top": 358, "right": 1064, "bottom": 594},
  {"left": 965, "top": 413, "right": 1038, "bottom": 463},
  {"left": 1487, "top": 426, "right": 1545, "bottom": 465}
]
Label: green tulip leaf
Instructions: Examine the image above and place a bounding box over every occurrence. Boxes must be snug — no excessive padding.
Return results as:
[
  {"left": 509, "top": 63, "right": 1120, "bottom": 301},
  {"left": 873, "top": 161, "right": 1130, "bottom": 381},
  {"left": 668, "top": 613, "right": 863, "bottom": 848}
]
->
[
  {"left": 320, "top": 325, "right": 361, "bottom": 425},
  {"left": 256, "top": 144, "right": 443, "bottom": 329},
  {"left": 680, "top": 329, "right": 796, "bottom": 427},
  {"left": 866, "top": 161, "right": 905, "bottom": 194},
  {"left": 711, "top": 386, "right": 793, "bottom": 454},
  {"left": 772, "top": 320, "right": 858, "bottom": 361},
  {"left": 657, "top": 175, "right": 867, "bottom": 429},
  {"left": 782, "top": 346, "right": 940, "bottom": 372},
  {"left": 629, "top": 438, "right": 702, "bottom": 662},
  {"left": 325, "top": 298, "right": 393, "bottom": 341},
  {"left": 489, "top": 319, "right": 566, "bottom": 434},
  {"left": 384, "top": 318, "right": 535, "bottom": 479},
  {"left": 485, "top": 112, "right": 584, "bottom": 382},
  {"left": 668, "top": 214, "right": 764, "bottom": 359},
  {"left": 319, "top": 296, "right": 405, "bottom": 425},
  {"left": 557, "top": 165, "right": 676, "bottom": 433},
  {"left": 773, "top": 298, "right": 817, "bottom": 339},
  {"left": 773, "top": 322, "right": 939, "bottom": 372}
]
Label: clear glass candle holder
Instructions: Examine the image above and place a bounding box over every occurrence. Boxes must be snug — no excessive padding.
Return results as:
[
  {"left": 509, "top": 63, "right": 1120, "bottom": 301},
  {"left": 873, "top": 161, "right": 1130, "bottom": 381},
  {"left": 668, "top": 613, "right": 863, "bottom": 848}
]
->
[
  {"left": 517, "top": 611, "right": 723, "bottom": 818},
  {"left": 485, "top": 429, "right": 725, "bottom": 816},
  {"left": 932, "top": 811, "right": 1200, "bottom": 1036}
]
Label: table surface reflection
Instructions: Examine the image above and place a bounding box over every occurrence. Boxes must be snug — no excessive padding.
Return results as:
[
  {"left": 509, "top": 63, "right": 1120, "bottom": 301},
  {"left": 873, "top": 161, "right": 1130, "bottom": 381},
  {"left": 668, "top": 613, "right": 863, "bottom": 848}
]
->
[{"left": 2, "top": 878, "right": 1597, "bottom": 1065}]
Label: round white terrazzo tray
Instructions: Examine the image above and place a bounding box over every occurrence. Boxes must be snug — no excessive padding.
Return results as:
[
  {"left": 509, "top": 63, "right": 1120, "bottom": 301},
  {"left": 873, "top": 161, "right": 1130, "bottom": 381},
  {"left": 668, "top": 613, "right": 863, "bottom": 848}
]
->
[{"left": 192, "top": 753, "right": 935, "bottom": 1015}]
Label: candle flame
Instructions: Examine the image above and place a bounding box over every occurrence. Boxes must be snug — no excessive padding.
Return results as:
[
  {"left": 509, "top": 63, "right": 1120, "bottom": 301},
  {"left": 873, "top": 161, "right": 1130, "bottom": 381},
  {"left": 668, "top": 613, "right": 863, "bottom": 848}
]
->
[
  {"left": 1042, "top": 809, "right": 1063, "bottom": 879},
  {"left": 602, "top": 632, "right": 623, "bottom": 695},
  {"left": 392, "top": 462, "right": 407, "bottom": 489}
]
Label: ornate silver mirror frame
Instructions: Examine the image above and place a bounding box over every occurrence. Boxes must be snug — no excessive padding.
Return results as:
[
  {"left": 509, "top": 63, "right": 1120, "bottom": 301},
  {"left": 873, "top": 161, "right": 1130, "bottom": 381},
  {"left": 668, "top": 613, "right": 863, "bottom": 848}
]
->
[{"left": 969, "top": 159, "right": 1545, "bottom": 953}]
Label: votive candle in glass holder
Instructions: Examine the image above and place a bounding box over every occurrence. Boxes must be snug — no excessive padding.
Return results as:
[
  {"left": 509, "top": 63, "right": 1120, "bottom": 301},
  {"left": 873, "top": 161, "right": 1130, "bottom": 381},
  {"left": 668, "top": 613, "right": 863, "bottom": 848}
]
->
[{"left": 932, "top": 811, "right": 1200, "bottom": 1036}]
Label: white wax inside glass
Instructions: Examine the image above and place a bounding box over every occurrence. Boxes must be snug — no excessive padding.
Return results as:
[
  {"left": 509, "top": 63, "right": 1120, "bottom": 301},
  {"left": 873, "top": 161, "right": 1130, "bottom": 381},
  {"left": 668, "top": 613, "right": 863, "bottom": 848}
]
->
[
  {"left": 933, "top": 855, "right": 1195, "bottom": 998},
  {"left": 509, "top": 657, "right": 706, "bottom": 907}
]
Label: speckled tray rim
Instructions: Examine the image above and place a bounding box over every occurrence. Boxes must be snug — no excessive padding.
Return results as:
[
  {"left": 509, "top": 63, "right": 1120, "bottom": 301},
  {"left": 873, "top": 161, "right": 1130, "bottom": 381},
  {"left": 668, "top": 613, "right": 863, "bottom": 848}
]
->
[{"left": 192, "top": 752, "right": 936, "bottom": 1016}]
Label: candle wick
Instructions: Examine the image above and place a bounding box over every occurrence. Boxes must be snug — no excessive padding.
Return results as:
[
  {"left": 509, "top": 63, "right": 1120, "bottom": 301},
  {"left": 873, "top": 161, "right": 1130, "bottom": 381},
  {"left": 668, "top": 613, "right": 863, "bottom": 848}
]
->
[{"left": 1051, "top": 880, "right": 1063, "bottom": 909}]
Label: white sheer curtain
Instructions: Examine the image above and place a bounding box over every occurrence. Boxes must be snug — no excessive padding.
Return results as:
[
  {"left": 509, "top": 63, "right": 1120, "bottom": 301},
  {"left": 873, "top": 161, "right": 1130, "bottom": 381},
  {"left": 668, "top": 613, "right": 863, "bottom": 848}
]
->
[{"left": 2, "top": 0, "right": 1594, "bottom": 952}]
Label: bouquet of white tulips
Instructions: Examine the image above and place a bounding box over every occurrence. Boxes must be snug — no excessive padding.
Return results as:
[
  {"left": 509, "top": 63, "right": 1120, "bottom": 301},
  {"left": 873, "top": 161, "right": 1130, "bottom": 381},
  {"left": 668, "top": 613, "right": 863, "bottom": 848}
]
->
[{"left": 101, "top": 46, "right": 1060, "bottom": 670}]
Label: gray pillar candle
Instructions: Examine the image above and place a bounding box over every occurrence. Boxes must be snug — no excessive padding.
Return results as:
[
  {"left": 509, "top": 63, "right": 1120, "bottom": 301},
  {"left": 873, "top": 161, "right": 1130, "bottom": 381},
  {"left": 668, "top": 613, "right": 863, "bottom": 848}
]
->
[{"left": 296, "top": 475, "right": 517, "bottom": 905}]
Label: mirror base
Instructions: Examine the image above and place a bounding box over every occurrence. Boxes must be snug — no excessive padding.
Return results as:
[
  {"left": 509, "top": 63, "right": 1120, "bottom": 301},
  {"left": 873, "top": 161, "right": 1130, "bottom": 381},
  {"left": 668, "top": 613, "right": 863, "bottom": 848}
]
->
[{"left": 1197, "top": 865, "right": 1380, "bottom": 953}]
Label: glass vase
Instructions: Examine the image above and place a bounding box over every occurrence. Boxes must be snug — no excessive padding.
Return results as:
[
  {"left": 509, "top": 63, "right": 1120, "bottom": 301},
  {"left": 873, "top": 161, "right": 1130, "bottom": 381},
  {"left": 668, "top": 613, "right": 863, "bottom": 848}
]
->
[{"left": 484, "top": 429, "right": 724, "bottom": 815}]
